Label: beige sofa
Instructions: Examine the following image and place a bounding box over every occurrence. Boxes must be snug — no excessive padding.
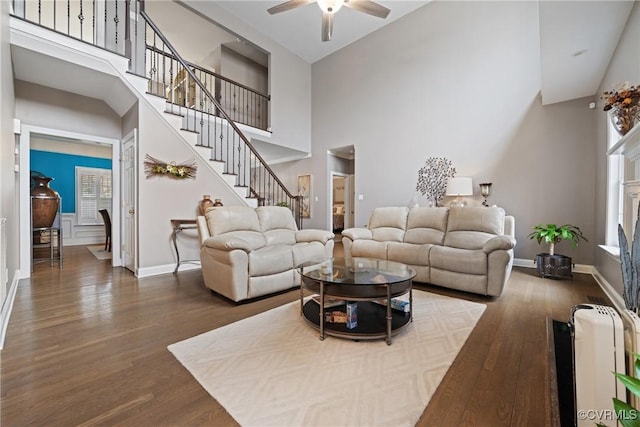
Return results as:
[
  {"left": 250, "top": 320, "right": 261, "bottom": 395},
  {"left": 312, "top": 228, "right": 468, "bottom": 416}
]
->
[
  {"left": 197, "top": 206, "right": 334, "bottom": 302},
  {"left": 341, "top": 206, "right": 515, "bottom": 297}
]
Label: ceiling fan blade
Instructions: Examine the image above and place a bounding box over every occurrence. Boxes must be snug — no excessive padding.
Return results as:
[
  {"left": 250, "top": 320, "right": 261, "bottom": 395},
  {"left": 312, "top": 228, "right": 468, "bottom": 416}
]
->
[
  {"left": 322, "top": 12, "right": 334, "bottom": 42},
  {"left": 267, "top": 0, "right": 315, "bottom": 15},
  {"left": 344, "top": 0, "right": 390, "bottom": 19}
]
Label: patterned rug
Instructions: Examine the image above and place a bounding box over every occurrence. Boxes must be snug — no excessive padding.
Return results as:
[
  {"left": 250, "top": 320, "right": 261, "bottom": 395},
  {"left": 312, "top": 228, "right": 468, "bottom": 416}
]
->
[{"left": 168, "top": 290, "right": 486, "bottom": 426}]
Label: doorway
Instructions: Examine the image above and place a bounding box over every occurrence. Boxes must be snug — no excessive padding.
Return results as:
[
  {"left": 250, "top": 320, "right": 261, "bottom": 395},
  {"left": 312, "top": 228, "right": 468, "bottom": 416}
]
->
[
  {"left": 328, "top": 145, "right": 355, "bottom": 235},
  {"left": 19, "top": 125, "right": 121, "bottom": 278}
]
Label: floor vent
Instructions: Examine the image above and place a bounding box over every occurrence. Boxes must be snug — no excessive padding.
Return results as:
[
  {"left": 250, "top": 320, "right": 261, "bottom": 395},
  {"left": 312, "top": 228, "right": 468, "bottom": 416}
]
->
[{"left": 586, "top": 296, "right": 608, "bottom": 306}]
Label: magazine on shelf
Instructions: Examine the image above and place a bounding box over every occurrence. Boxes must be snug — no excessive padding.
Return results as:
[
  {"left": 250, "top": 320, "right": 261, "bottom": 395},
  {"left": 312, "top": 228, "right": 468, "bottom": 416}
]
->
[
  {"left": 373, "top": 298, "right": 410, "bottom": 313},
  {"left": 311, "top": 294, "right": 345, "bottom": 308}
]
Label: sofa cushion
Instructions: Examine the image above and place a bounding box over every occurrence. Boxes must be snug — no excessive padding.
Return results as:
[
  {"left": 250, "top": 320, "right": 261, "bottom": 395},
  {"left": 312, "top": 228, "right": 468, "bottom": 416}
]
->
[
  {"left": 444, "top": 206, "right": 505, "bottom": 250},
  {"left": 217, "top": 231, "right": 266, "bottom": 251},
  {"left": 404, "top": 207, "right": 449, "bottom": 245},
  {"left": 369, "top": 207, "right": 409, "bottom": 242},
  {"left": 249, "top": 245, "right": 293, "bottom": 276},
  {"left": 387, "top": 242, "right": 431, "bottom": 266},
  {"left": 446, "top": 206, "right": 505, "bottom": 235},
  {"left": 206, "top": 206, "right": 261, "bottom": 234},
  {"left": 429, "top": 246, "right": 487, "bottom": 275},
  {"left": 257, "top": 206, "right": 297, "bottom": 246},
  {"left": 351, "top": 240, "right": 388, "bottom": 259},
  {"left": 292, "top": 242, "right": 328, "bottom": 267}
]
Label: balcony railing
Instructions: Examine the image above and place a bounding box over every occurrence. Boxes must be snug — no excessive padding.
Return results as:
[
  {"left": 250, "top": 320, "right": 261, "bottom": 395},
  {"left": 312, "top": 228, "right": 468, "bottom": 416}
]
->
[
  {"left": 11, "top": 0, "right": 271, "bottom": 133},
  {"left": 10, "top": 0, "right": 301, "bottom": 227},
  {"left": 146, "top": 46, "right": 269, "bottom": 131}
]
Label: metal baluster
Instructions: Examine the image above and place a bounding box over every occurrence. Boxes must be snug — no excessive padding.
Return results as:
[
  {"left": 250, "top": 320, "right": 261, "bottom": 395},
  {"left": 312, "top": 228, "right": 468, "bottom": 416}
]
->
[
  {"left": 92, "top": 0, "right": 95, "bottom": 45},
  {"left": 79, "top": 0, "right": 84, "bottom": 41},
  {"left": 114, "top": 0, "right": 119, "bottom": 49}
]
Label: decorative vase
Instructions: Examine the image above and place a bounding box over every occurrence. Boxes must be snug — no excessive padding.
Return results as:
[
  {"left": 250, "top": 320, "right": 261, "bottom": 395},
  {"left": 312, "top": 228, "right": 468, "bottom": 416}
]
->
[
  {"left": 610, "top": 107, "right": 639, "bottom": 136},
  {"left": 31, "top": 176, "right": 60, "bottom": 228},
  {"left": 199, "top": 195, "right": 214, "bottom": 215},
  {"left": 213, "top": 199, "right": 223, "bottom": 207}
]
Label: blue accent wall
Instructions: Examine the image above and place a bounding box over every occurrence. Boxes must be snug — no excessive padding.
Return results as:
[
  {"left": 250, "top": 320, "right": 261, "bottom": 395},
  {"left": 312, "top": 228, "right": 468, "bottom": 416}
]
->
[{"left": 30, "top": 150, "right": 112, "bottom": 213}]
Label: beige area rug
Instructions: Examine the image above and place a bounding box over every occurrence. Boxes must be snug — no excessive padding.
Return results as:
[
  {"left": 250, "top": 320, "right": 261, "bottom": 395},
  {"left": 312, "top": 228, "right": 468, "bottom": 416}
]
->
[
  {"left": 168, "top": 291, "right": 486, "bottom": 427},
  {"left": 87, "top": 245, "right": 111, "bottom": 260}
]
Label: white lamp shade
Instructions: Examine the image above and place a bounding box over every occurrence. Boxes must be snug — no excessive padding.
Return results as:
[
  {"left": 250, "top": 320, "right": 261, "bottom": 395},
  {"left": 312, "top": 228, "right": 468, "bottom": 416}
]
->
[{"left": 446, "top": 177, "right": 473, "bottom": 196}]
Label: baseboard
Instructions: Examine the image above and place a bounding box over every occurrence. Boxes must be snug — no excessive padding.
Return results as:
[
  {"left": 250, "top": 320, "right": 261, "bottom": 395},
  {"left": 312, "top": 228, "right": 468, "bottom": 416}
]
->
[
  {"left": 136, "top": 262, "right": 201, "bottom": 278},
  {"left": 591, "top": 267, "right": 626, "bottom": 314},
  {"left": 515, "top": 257, "right": 626, "bottom": 314},
  {"left": 513, "top": 257, "right": 595, "bottom": 274},
  {"left": 0, "top": 270, "right": 21, "bottom": 350}
]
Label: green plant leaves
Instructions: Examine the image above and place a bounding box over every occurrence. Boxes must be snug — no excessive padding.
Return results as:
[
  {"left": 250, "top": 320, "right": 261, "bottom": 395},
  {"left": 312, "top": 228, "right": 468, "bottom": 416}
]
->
[{"left": 527, "top": 223, "right": 588, "bottom": 248}]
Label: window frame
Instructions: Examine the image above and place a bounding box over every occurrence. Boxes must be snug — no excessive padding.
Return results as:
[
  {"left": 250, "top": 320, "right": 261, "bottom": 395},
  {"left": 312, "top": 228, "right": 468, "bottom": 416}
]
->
[{"left": 76, "top": 166, "right": 112, "bottom": 226}]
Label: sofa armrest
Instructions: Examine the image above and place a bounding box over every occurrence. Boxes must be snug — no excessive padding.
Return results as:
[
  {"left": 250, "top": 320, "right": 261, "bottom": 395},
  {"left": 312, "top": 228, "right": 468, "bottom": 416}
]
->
[
  {"left": 482, "top": 235, "right": 516, "bottom": 253},
  {"left": 203, "top": 235, "right": 252, "bottom": 253},
  {"left": 296, "top": 229, "right": 335, "bottom": 244},
  {"left": 342, "top": 227, "right": 373, "bottom": 241},
  {"left": 196, "top": 216, "right": 210, "bottom": 246}
]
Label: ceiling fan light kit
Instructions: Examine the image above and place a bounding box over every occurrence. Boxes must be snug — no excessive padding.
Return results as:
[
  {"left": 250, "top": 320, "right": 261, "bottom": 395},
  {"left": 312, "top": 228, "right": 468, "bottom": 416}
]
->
[
  {"left": 317, "top": 0, "right": 345, "bottom": 13},
  {"left": 267, "top": 0, "right": 390, "bottom": 42}
]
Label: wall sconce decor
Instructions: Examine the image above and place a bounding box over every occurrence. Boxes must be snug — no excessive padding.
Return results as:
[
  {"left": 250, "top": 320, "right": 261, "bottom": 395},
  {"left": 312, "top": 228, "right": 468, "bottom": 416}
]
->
[{"left": 479, "top": 182, "right": 492, "bottom": 207}]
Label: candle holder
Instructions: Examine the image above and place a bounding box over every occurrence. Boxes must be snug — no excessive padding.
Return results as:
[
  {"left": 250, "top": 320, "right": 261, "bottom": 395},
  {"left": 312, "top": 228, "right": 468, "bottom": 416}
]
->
[{"left": 479, "top": 183, "right": 492, "bottom": 207}]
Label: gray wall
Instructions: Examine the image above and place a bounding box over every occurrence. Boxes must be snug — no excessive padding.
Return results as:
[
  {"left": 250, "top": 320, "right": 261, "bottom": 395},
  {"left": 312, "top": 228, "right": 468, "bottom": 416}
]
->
[
  {"left": 183, "top": 1, "right": 312, "bottom": 153},
  {"left": 594, "top": 2, "right": 640, "bottom": 295},
  {"left": 220, "top": 45, "right": 268, "bottom": 95},
  {"left": 0, "top": 0, "right": 18, "bottom": 311},
  {"left": 15, "top": 81, "right": 123, "bottom": 139},
  {"left": 284, "top": 1, "right": 598, "bottom": 263}
]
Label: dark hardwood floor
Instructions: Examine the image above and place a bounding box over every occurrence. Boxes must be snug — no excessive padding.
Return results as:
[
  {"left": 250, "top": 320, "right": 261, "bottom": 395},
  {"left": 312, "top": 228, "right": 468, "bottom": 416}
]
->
[{"left": 1, "top": 244, "right": 608, "bottom": 426}]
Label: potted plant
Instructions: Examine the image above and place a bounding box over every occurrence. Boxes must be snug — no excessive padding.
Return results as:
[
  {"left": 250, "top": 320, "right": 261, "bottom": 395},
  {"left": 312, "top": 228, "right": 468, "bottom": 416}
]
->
[{"left": 528, "top": 224, "right": 588, "bottom": 279}]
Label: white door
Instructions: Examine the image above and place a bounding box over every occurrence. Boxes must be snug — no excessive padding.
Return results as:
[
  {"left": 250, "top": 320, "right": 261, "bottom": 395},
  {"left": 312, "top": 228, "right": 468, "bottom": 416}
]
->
[{"left": 121, "top": 130, "right": 137, "bottom": 273}]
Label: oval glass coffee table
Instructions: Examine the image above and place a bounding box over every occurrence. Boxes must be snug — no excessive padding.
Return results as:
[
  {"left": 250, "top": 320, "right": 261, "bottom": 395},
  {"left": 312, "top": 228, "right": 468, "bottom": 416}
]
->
[{"left": 299, "top": 257, "right": 416, "bottom": 345}]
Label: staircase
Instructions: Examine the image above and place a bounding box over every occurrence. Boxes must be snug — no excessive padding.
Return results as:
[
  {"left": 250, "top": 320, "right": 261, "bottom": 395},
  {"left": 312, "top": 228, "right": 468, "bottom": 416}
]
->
[{"left": 12, "top": 0, "right": 303, "bottom": 226}]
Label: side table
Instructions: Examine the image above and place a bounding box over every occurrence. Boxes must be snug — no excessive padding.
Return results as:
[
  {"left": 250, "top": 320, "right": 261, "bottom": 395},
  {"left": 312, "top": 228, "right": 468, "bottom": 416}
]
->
[{"left": 170, "top": 219, "right": 200, "bottom": 273}]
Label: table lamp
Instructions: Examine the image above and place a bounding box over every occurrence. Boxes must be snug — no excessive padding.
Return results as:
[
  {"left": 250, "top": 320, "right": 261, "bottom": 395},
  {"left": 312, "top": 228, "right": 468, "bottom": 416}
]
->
[{"left": 446, "top": 177, "right": 473, "bottom": 207}]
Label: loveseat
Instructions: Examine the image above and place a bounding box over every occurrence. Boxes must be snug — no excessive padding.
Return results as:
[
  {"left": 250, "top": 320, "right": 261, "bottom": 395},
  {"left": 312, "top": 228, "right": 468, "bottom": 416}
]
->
[
  {"left": 341, "top": 206, "right": 515, "bottom": 297},
  {"left": 197, "top": 206, "right": 334, "bottom": 302}
]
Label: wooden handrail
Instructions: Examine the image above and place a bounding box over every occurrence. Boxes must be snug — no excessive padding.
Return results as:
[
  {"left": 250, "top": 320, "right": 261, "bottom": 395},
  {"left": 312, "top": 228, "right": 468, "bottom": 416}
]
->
[{"left": 139, "top": 9, "right": 301, "bottom": 220}]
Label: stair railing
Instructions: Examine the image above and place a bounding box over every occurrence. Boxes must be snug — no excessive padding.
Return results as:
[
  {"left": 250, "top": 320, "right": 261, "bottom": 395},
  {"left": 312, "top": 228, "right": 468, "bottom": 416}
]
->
[
  {"left": 138, "top": 7, "right": 302, "bottom": 227},
  {"left": 145, "top": 46, "right": 269, "bottom": 132}
]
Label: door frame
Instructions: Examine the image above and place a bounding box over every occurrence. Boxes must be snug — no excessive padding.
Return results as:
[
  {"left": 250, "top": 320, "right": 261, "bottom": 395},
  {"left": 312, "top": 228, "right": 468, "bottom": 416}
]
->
[
  {"left": 19, "top": 125, "right": 121, "bottom": 277},
  {"left": 329, "top": 171, "right": 353, "bottom": 232},
  {"left": 121, "top": 128, "right": 138, "bottom": 274}
]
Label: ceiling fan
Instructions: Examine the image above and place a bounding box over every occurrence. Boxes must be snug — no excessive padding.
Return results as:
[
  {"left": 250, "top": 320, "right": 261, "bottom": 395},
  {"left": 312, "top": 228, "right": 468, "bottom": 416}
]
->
[{"left": 267, "top": 0, "right": 390, "bottom": 42}]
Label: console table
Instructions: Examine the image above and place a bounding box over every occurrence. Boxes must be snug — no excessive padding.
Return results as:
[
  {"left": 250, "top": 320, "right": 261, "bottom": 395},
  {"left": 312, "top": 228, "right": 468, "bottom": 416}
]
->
[{"left": 170, "top": 219, "right": 200, "bottom": 273}]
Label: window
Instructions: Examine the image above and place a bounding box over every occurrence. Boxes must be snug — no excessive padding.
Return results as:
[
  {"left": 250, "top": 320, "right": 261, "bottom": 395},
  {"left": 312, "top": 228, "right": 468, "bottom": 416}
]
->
[
  {"left": 76, "top": 167, "right": 112, "bottom": 225},
  {"left": 606, "top": 115, "right": 625, "bottom": 246}
]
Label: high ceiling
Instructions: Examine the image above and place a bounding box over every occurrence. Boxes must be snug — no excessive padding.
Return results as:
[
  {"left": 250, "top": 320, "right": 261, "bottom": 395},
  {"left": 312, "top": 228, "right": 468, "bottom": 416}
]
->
[
  {"left": 214, "top": 0, "right": 430, "bottom": 64},
  {"left": 207, "top": 0, "right": 634, "bottom": 105}
]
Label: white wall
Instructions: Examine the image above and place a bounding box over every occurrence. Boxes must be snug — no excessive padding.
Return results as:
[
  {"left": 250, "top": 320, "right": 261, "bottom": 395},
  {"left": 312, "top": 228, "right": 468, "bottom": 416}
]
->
[
  {"left": 284, "top": 1, "right": 598, "bottom": 264},
  {"left": 181, "top": 1, "right": 312, "bottom": 153},
  {"left": 594, "top": 2, "right": 640, "bottom": 296}
]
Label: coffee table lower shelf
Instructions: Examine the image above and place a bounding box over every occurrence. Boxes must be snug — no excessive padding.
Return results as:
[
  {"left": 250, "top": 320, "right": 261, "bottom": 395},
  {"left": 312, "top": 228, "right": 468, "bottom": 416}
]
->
[{"left": 302, "top": 300, "right": 411, "bottom": 342}]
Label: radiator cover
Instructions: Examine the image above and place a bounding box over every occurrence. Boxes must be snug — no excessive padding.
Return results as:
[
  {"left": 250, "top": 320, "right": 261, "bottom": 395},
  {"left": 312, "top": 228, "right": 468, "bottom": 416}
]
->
[{"left": 571, "top": 304, "right": 626, "bottom": 426}]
